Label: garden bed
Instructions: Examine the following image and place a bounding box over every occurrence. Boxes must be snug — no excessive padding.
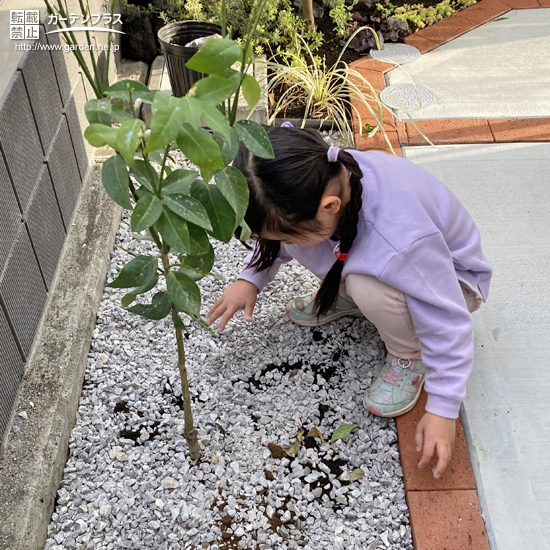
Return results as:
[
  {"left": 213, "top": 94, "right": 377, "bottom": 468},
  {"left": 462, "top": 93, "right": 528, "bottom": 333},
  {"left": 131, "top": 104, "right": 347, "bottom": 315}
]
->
[{"left": 44, "top": 151, "right": 412, "bottom": 550}]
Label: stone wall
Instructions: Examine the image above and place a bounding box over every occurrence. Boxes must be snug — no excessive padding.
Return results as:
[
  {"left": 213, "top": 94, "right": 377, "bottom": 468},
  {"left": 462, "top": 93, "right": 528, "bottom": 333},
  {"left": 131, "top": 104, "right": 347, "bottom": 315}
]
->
[{"left": 0, "top": 0, "right": 121, "bottom": 446}]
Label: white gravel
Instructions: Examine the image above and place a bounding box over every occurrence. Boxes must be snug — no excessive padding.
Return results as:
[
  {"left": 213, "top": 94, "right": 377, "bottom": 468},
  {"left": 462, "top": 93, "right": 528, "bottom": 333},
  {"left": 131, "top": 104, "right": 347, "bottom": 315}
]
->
[{"left": 44, "top": 139, "right": 412, "bottom": 550}]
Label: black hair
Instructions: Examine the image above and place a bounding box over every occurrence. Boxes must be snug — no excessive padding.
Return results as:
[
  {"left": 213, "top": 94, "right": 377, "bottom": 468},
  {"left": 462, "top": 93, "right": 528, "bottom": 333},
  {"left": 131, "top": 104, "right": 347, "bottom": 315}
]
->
[{"left": 233, "top": 126, "right": 363, "bottom": 317}]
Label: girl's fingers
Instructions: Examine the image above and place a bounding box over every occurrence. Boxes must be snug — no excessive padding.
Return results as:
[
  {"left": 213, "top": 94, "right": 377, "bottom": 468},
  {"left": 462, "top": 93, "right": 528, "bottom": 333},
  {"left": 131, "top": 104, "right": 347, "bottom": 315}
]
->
[
  {"left": 418, "top": 439, "right": 436, "bottom": 469},
  {"left": 414, "top": 424, "right": 424, "bottom": 453},
  {"left": 207, "top": 298, "right": 224, "bottom": 319},
  {"left": 216, "top": 305, "right": 240, "bottom": 332},
  {"left": 243, "top": 301, "right": 254, "bottom": 322},
  {"left": 207, "top": 303, "right": 226, "bottom": 326},
  {"left": 433, "top": 442, "right": 452, "bottom": 479}
]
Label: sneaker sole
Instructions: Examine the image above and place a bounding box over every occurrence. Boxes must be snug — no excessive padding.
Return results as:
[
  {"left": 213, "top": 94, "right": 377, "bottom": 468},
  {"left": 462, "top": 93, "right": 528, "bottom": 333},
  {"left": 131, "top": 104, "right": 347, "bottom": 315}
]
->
[
  {"left": 286, "top": 306, "right": 363, "bottom": 327},
  {"left": 364, "top": 380, "right": 425, "bottom": 418}
]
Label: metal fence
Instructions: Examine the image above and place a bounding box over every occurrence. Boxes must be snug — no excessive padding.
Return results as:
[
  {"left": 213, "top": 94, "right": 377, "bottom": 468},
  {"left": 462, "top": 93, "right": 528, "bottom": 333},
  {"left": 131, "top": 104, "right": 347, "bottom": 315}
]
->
[{"left": 0, "top": 22, "right": 94, "bottom": 445}]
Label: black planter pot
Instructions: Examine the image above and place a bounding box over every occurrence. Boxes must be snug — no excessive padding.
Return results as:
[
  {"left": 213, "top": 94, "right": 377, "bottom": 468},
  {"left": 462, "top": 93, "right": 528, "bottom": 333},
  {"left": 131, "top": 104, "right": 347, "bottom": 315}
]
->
[
  {"left": 273, "top": 118, "right": 353, "bottom": 132},
  {"left": 157, "top": 21, "right": 222, "bottom": 98}
]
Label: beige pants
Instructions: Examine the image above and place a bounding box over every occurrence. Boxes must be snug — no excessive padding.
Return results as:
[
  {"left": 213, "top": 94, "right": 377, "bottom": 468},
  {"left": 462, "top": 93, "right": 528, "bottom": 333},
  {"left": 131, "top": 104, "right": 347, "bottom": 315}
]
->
[{"left": 342, "top": 274, "right": 483, "bottom": 360}]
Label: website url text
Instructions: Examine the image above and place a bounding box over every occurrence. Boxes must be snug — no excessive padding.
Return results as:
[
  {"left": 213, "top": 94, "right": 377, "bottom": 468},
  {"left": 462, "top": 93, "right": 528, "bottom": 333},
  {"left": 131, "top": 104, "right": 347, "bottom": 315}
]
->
[{"left": 14, "top": 42, "right": 119, "bottom": 53}]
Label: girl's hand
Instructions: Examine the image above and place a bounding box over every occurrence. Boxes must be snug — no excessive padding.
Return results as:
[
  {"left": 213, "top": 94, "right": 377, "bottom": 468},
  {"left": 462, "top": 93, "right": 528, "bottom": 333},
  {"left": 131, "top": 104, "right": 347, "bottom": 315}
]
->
[
  {"left": 207, "top": 280, "right": 259, "bottom": 332},
  {"left": 415, "top": 412, "right": 456, "bottom": 479}
]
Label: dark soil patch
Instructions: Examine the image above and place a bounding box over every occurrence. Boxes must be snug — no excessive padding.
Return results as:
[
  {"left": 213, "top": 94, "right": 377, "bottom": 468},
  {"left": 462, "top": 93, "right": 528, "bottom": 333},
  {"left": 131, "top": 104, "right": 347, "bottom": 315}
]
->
[
  {"left": 114, "top": 400, "right": 130, "bottom": 413},
  {"left": 244, "top": 360, "right": 303, "bottom": 392},
  {"left": 118, "top": 419, "right": 160, "bottom": 444}
]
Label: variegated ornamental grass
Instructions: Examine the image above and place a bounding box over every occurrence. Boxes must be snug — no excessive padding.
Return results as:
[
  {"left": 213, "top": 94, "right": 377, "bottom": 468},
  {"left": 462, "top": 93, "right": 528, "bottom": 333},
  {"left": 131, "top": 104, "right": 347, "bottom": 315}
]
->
[{"left": 267, "top": 28, "right": 433, "bottom": 151}]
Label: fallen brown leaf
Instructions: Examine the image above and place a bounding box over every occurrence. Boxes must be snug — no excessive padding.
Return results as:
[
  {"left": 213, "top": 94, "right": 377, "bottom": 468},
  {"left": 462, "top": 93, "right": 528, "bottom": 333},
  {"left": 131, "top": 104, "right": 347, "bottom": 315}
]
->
[
  {"left": 285, "top": 429, "right": 304, "bottom": 458},
  {"left": 307, "top": 426, "right": 326, "bottom": 444}
]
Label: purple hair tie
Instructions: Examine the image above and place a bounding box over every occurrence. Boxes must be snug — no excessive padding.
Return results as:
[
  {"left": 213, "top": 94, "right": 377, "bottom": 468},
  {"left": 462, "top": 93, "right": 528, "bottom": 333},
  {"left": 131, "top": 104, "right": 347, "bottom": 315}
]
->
[
  {"left": 280, "top": 121, "right": 294, "bottom": 128},
  {"left": 327, "top": 145, "right": 340, "bottom": 162}
]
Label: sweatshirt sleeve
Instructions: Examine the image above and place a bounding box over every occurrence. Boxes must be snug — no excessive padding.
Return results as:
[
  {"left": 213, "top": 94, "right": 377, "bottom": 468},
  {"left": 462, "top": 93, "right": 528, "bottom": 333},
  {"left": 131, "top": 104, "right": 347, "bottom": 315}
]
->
[
  {"left": 237, "top": 243, "right": 294, "bottom": 292},
  {"left": 380, "top": 233, "right": 475, "bottom": 419}
]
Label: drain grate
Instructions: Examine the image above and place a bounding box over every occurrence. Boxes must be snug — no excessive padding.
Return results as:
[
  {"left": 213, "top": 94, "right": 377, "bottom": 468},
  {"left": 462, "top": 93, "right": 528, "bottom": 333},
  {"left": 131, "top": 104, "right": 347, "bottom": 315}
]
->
[
  {"left": 370, "top": 44, "right": 421, "bottom": 65},
  {"left": 380, "top": 84, "right": 435, "bottom": 112}
]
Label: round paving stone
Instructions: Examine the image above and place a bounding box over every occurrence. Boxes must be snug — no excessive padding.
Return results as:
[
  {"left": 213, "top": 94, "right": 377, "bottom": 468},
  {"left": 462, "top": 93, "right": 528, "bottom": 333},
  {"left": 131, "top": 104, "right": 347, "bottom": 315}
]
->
[
  {"left": 371, "top": 44, "right": 421, "bottom": 65},
  {"left": 380, "top": 83, "right": 435, "bottom": 112}
]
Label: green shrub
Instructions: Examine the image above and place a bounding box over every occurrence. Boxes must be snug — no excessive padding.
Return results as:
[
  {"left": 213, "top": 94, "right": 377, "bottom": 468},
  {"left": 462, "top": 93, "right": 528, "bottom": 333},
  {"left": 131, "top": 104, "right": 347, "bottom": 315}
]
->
[
  {"left": 325, "top": 0, "right": 357, "bottom": 38},
  {"left": 377, "top": 0, "right": 476, "bottom": 32},
  {"left": 153, "top": 0, "right": 324, "bottom": 56}
]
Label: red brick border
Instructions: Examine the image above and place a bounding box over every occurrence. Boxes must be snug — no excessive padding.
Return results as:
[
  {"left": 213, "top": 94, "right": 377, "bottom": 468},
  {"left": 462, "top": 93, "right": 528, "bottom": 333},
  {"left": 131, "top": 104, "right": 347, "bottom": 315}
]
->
[{"left": 349, "top": 0, "right": 550, "bottom": 546}]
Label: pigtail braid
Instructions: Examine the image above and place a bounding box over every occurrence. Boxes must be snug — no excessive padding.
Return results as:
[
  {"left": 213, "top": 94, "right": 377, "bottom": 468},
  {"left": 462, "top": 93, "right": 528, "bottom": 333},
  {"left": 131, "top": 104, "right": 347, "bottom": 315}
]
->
[{"left": 314, "top": 151, "right": 363, "bottom": 317}]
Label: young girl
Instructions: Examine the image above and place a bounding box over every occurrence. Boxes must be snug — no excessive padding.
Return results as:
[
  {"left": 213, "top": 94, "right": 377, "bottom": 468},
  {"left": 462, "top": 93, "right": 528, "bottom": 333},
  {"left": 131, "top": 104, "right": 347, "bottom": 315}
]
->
[{"left": 207, "top": 126, "right": 492, "bottom": 479}]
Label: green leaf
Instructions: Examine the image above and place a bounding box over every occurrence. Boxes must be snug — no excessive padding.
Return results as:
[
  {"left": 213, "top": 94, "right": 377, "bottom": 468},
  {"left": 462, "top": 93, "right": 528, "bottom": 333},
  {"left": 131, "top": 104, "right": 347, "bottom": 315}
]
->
[
  {"left": 331, "top": 424, "right": 357, "bottom": 443},
  {"left": 84, "top": 123, "right": 118, "bottom": 149},
  {"left": 145, "top": 104, "right": 185, "bottom": 153},
  {"left": 104, "top": 79, "right": 153, "bottom": 103},
  {"left": 130, "top": 159, "right": 158, "bottom": 194},
  {"left": 173, "top": 314, "right": 186, "bottom": 329},
  {"left": 200, "top": 167, "right": 215, "bottom": 184},
  {"left": 147, "top": 151, "right": 166, "bottom": 165},
  {"left": 166, "top": 270, "right": 201, "bottom": 317},
  {"left": 179, "top": 97, "right": 202, "bottom": 130},
  {"left": 110, "top": 108, "right": 134, "bottom": 123},
  {"left": 111, "top": 99, "right": 135, "bottom": 123},
  {"left": 121, "top": 270, "right": 159, "bottom": 306},
  {"left": 241, "top": 74, "right": 261, "bottom": 110},
  {"left": 213, "top": 129, "right": 240, "bottom": 166},
  {"left": 156, "top": 207, "right": 191, "bottom": 253},
  {"left": 134, "top": 230, "right": 155, "bottom": 242},
  {"left": 84, "top": 99, "right": 112, "bottom": 125},
  {"left": 239, "top": 219, "right": 252, "bottom": 241},
  {"left": 200, "top": 103, "right": 231, "bottom": 144},
  {"left": 107, "top": 255, "right": 158, "bottom": 288},
  {"left": 121, "top": 293, "right": 136, "bottom": 307},
  {"left": 188, "top": 223, "right": 211, "bottom": 255},
  {"left": 127, "top": 292, "right": 172, "bottom": 320},
  {"left": 363, "top": 123, "right": 378, "bottom": 139},
  {"left": 180, "top": 243, "right": 215, "bottom": 273},
  {"left": 186, "top": 38, "right": 242, "bottom": 74},
  {"left": 243, "top": 43, "right": 254, "bottom": 64},
  {"left": 234, "top": 120, "right": 274, "bottom": 159},
  {"left": 117, "top": 118, "right": 145, "bottom": 166},
  {"left": 176, "top": 266, "right": 205, "bottom": 281},
  {"left": 163, "top": 194, "right": 213, "bottom": 231},
  {"left": 221, "top": 67, "right": 242, "bottom": 88},
  {"left": 161, "top": 169, "right": 199, "bottom": 196},
  {"left": 176, "top": 124, "right": 224, "bottom": 174},
  {"left": 131, "top": 193, "right": 163, "bottom": 232},
  {"left": 101, "top": 154, "right": 133, "bottom": 209},
  {"left": 214, "top": 166, "right": 249, "bottom": 225},
  {"left": 132, "top": 270, "right": 159, "bottom": 294},
  {"left": 191, "top": 76, "right": 237, "bottom": 106},
  {"left": 150, "top": 91, "right": 179, "bottom": 114},
  {"left": 190, "top": 179, "right": 236, "bottom": 243}
]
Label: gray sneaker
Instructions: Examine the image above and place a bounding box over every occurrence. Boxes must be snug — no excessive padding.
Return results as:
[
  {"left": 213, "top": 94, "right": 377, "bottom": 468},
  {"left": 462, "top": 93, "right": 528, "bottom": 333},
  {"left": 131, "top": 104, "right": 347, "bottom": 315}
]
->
[{"left": 286, "top": 292, "right": 363, "bottom": 327}]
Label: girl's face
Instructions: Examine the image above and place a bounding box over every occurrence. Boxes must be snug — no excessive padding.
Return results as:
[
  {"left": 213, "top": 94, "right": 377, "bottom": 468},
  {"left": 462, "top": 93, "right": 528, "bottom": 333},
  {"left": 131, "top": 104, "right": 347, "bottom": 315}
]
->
[{"left": 260, "top": 166, "right": 351, "bottom": 247}]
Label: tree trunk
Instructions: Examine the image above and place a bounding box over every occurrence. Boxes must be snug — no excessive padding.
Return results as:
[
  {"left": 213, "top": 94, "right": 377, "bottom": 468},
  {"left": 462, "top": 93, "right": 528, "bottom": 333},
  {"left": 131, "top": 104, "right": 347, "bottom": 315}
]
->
[
  {"left": 161, "top": 250, "right": 200, "bottom": 460},
  {"left": 173, "top": 317, "right": 201, "bottom": 460},
  {"left": 302, "top": 0, "right": 315, "bottom": 31}
]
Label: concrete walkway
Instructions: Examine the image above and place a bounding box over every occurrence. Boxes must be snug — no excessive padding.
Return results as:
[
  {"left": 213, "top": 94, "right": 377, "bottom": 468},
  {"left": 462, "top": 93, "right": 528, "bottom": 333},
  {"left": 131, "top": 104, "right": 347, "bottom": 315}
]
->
[
  {"left": 384, "top": 10, "right": 550, "bottom": 550},
  {"left": 387, "top": 9, "right": 550, "bottom": 119},
  {"left": 404, "top": 143, "right": 550, "bottom": 550}
]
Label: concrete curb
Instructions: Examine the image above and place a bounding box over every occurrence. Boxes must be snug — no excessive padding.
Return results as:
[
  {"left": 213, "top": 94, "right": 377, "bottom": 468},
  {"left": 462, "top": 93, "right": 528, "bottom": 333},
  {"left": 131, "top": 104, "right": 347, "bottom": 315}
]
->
[{"left": 0, "top": 167, "right": 122, "bottom": 550}]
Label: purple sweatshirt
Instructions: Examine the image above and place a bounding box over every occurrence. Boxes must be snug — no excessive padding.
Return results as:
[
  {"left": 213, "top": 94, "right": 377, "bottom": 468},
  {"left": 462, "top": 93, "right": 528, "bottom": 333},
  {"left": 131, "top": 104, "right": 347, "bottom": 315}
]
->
[{"left": 238, "top": 150, "right": 492, "bottom": 419}]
